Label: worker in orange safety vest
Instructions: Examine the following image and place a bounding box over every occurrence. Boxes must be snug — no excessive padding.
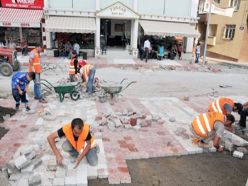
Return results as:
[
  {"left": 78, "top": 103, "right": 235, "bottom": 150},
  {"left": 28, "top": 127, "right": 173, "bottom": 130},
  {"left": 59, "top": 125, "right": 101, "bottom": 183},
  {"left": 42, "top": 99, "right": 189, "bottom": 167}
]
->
[
  {"left": 191, "top": 112, "right": 235, "bottom": 152},
  {"left": 208, "top": 97, "right": 242, "bottom": 115},
  {"left": 68, "top": 51, "right": 78, "bottom": 82},
  {"left": 80, "top": 63, "right": 96, "bottom": 94},
  {"left": 47, "top": 118, "right": 98, "bottom": 168},
  {"left": 28, "top": 45, "right": 47, "bottom": 103}
]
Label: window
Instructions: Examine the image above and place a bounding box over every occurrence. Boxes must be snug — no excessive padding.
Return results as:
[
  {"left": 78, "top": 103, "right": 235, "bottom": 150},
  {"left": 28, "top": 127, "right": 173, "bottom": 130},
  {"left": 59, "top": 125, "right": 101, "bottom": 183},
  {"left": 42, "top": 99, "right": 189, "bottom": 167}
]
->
[
  {"left": 224, "top": 25, "right": 236, "bottom": 40},
  {"left": 214, "top": 0, "right": 220, "bottom": 3},
  {"left": 229, "top": 0, "right": 240, "bottom": 11}
]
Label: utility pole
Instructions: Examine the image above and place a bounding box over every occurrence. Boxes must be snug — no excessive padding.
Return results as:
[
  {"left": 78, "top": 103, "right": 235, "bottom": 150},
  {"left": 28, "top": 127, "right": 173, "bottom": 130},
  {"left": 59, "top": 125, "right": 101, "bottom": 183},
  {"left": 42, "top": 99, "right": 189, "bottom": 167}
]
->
[{"left": 203, "top": 0, "right": 212, "bottom": 65}]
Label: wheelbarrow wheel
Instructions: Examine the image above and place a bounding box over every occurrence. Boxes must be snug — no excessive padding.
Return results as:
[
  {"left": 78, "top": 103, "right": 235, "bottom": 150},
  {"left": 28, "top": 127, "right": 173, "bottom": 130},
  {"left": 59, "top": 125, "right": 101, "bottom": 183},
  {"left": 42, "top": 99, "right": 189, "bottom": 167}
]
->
[{"left": 70, "top": 91, "right": 80, "bottom": 101}]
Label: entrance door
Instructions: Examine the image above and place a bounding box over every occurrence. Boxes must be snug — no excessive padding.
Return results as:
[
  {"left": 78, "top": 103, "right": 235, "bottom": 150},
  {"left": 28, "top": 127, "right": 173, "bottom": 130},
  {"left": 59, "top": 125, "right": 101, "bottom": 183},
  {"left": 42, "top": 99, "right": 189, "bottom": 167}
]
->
[{"left": 100, "top": 19, "right": 131, "bottom": 49}]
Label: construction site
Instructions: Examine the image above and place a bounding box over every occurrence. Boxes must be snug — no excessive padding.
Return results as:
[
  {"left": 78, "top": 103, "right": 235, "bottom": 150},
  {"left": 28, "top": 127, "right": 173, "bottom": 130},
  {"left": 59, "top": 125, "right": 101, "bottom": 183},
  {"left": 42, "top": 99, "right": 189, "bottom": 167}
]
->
[{"left": 0, "top": 50, "right": 248, "bottom": 186}]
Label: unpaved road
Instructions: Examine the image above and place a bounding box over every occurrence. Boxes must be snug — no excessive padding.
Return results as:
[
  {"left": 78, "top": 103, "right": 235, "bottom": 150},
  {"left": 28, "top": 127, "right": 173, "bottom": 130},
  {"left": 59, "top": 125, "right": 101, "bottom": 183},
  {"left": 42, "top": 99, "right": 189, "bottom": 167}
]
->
[{"left": 89, "top": 152, "right": 248, "bottom": 186}]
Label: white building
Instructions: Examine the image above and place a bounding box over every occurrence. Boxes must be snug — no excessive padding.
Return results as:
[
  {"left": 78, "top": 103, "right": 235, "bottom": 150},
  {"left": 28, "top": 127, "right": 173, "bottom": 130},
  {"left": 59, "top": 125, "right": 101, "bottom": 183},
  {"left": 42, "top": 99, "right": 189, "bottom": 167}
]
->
[{"left": 43, "top": 0, "right": 199, "bottom": 57}]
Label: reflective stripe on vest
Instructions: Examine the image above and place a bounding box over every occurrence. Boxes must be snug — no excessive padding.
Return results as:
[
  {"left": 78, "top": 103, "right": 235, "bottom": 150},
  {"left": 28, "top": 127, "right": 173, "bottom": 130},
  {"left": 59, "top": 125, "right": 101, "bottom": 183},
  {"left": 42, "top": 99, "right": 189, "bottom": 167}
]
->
[
  {"left": 29, "top": 49, "right": 41, "bottom": 73},
  {"left": 209, "top": 97, "right": 234, "bottom": 115},
  {"left": 216, "top": 98, "right": 223, "bottom": 114},
  {"left": 62, "top": 123, "right": 96, "bottom": 153},
  {"left": 83, "top": 64, "right": 93, "bottom": 79},
  {"left": 192, "top": 112, "right": 225, "bottom": 138},
  {"left": 68, "top": 59, "right": 76, "bottom": 74}
]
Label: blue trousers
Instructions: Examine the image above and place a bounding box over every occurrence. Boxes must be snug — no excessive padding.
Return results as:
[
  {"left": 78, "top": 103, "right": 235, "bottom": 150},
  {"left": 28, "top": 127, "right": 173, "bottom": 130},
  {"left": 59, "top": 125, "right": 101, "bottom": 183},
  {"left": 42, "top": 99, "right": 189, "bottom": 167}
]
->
[{"left": 86, "top": 68, "right": 96, "bottom": 93}]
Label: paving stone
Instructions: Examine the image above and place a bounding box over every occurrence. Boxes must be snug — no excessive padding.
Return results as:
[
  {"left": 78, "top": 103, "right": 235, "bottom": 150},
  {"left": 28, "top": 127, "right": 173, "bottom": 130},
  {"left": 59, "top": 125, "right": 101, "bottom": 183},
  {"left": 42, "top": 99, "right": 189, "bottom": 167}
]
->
[
  {"left": 55, "top": 169, "right": 66, "bottom": 178},
  {"left": 224, "top": 140, "right": 234, "bottom": 152},
  {"left": 233, "top": 151, "right": 244, "bottom": 159},
  {"left": 16, "top": 178, "right": 29, "bottom": 186},
  {"left": 26, "top": 151, "right": 36, "bottom": 160},
  {"left": 66, "top": 169, "right": 77, "bottom": 177},
  {"left": 76, "top": 164, "right": 88, "bottom": 186},
  {"left": 21, "top": 164, "right": 34, "bottom": 173},
  {"left": 64, "top": 176, "right": 77, "bottom": 186},
  {"left": 28, "top": 174, "right": 41, "bottom": 186},
  {"left": 14, "top": 155, "right": 30, "bottom": 170},
  {"left": 9, "top": 173, "right": 29, "bottom": 181},
  {"left": 236, "top": 147, "right": 248, "bottom": 155},
  {"left": 7, "top": 161, "right": 19, "bottom": 175},
  {"left": 169, "top": 117, "right": 176, "bottom": 122},
  {"left": 87, "top": 165, "right": 98, "bottom": 179},
  {"left": 53, "top": 178, "right": 65, "bottom": 186},
  {"left": 31, "top": 158, "right": 42, "bottom": 169},
  {"left": 98, "top": 168, "right": 109, "bottom": 179},
  {"left": 47, "top": 161, "right": 57, "bottom": 171},
  {"left": 35, "top": 118, "right": 44, "bottom": 126},
  {"left": 20, "top": 146, "right": 34, "bottom": 156}
]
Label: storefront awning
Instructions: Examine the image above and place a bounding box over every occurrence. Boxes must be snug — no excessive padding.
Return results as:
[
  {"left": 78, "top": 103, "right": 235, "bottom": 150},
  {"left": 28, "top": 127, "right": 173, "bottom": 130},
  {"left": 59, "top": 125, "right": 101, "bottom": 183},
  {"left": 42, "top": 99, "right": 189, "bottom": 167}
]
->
[
  {"left": 0, "top": 8, "right": 43, "bottom": 28},
  {"left": 139, "top": 20, "right": 200, "bottom": 38},
  {"left": 46, "top": 16, "right": 96, "bottom": 33}
]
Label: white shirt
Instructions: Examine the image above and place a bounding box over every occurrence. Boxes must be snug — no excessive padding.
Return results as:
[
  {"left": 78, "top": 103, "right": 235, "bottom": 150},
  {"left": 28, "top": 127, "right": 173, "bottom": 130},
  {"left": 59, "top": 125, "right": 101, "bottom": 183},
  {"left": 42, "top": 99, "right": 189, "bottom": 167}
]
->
[
  {"left": 196, "top": 45, "right": 201, "bottom": 54},
  {"left": 73, "top": 43, "right": 80, "bottom": 55},
  {"left": 144, "top": 40, "right": 151, "bottom": 49}
]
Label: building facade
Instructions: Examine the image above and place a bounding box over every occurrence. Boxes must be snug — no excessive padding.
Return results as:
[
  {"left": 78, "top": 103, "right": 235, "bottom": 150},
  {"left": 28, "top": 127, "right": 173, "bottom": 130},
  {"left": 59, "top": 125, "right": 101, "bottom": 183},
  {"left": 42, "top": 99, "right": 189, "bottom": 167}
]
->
[
  {"left": 198, "top": 0, "right": 248, "bottom": 62},
  {"left": 44, "top": 0, "right": 199, "bottom": 57},
  {"left": 0, "top": 0, "right": 44, "bottom": 50}
]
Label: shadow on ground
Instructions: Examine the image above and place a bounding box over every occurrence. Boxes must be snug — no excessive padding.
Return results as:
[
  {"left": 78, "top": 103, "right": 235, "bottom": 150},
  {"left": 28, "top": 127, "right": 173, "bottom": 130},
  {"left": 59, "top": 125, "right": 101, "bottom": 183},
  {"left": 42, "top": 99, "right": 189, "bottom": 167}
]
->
[{"left": 89, "top": 152, "right": 248, "bottom": 186}]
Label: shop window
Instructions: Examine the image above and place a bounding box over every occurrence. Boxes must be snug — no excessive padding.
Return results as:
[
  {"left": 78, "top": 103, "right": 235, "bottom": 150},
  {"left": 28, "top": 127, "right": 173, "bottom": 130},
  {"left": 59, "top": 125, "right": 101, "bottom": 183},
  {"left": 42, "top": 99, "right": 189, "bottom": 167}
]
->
[
  {"left": 229, "top": 0, "right": 240, "bottom": 11},
  {"left": 22, "top": 28, "right": 42, "bottom": 46},
  {"left": 224, "top": 25, "right": 236, "bottom": 40}
]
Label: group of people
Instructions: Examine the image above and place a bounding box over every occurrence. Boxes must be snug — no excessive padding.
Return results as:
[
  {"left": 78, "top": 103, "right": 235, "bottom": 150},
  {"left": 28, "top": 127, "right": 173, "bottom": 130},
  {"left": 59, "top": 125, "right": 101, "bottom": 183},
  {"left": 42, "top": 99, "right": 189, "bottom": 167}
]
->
[
  {"left": 191, "top": 97, "right": 248, "bottom": 151},
  {"left": 58, "top": 41, "right": 80, "bottom": 58},
  {"left": 68, "top": 51, "right": 96, "bottom": 94},
  {"left": 11, "top": 45, "right": 47, "bottom": 112},
  {"left": 139, "top": 38, "right": 183, "bottom": 62}
]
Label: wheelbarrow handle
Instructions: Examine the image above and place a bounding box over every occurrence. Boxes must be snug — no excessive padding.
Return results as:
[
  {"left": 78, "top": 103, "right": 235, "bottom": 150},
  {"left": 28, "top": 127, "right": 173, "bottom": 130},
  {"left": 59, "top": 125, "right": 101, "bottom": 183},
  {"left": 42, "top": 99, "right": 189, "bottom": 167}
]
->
[
  {"left": 120, "top": 78, "right": 128, "bottom": 84},
  {"left": 122, "top": 81, "right": 137, "bottom": 91},
  {"left": 40, "top": 79, "right": 55, "bottom": 88}
]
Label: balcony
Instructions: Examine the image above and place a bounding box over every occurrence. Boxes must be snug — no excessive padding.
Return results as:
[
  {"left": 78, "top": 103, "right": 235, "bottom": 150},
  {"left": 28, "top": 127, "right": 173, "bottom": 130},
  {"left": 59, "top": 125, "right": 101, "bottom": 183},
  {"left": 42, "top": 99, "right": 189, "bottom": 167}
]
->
[{"left": 207, "top": 36, "right": 216, "bottom": 46}]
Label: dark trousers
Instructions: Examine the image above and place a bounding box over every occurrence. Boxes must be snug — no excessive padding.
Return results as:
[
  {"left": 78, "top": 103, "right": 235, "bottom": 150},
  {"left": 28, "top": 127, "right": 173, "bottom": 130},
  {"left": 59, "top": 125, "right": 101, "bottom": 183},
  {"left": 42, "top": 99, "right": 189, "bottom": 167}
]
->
[
  {"left": 145, "top": 47, "right": 149, "bottom": 62},
  {"left": 12, "top": 89, "right": 28, "bottom": 104},
  {"left": 239, "top": 109, "right": 248, "bottom": 128}
]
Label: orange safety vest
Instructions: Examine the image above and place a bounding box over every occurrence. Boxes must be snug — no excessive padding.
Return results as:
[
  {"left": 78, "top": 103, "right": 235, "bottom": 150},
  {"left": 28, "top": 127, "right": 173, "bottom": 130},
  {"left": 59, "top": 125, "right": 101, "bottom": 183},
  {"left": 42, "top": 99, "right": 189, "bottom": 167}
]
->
[
  {"left": 28, "top": 48, "right": 42, "bottom": 73},
  {"left": 192, "top": 112, "right": 225, "bottom": 138},
  {"left": 62, "top": 123, "right": 96, "bottom": 153},
  {"left": 208, "top": 97, "right": 234, "bottom": 115},
  {"left": 68, "top": 58, "right": 76, "bottom": 75},
  {"left": 83, "top": 64, "right": 93, "bottom": 79}
]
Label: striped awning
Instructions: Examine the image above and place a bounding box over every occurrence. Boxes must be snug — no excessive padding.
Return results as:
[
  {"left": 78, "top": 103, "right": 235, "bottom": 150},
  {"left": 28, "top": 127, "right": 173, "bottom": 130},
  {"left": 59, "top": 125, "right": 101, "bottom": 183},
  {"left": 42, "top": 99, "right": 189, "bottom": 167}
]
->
[
  {"left": 45, "top": 16, "right": 96, "bottom": 33},
  {"left": 0, "top": 8, "right": 43, "bottom": 28},
  {"left": 139, "top": 20, "right": 200, "bottom": 38}
]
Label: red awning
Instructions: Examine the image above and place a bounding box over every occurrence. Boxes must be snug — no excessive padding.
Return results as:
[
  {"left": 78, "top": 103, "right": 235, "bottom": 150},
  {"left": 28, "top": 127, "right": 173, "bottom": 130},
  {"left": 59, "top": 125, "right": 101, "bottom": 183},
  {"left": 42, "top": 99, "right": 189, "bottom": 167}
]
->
[{"left": 0, "top": 8, "right": 43, "bottom": 28}]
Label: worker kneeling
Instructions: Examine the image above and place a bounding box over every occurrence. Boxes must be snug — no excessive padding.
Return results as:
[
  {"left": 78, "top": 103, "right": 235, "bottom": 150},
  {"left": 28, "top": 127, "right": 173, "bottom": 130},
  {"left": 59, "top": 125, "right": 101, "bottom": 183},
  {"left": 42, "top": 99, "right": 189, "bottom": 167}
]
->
[
  {"left": 191, "top": 112, "right": 235, "bottom": 152},
  {"left": 47, "top": 118, "right": 98, "bottom": 168}
]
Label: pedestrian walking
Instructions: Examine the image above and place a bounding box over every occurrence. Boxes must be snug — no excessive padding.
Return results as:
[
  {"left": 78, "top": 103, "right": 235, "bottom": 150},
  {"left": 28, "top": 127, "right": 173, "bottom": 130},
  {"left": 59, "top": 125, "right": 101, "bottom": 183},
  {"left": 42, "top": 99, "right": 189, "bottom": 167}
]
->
[
  {"left": 195, "top": 42, "right": 201, "bottom": 63},
  {"left": 143, "top": 38, "right": 151, "bottom": 62}
]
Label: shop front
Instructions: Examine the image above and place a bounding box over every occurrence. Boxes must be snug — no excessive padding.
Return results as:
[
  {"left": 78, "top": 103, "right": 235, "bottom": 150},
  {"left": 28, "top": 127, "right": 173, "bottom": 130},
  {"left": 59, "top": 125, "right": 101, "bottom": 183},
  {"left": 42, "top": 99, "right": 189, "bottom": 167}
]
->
[
  {"left": 44, "top": 14, "right": 96, "bottom": 57},
  {"left": 0, "top": 8, "right": 43, "bottom": 51},
  {"left": 95, "top": 1, "right": 140, "bottom": 57},
  {"left": 0, "top": 0, "right": 44, "bottom": 51}
]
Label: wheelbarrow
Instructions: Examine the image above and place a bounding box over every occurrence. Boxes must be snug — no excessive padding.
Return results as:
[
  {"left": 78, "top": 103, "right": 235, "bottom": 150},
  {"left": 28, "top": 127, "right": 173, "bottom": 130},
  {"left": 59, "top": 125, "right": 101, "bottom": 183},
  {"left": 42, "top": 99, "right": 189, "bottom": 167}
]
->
[
  {"left": 100, "top": 78, "right": 136, "bottom": 98},
  {"left": 41, "top": 79, "right": 80, "bottom": 102}
]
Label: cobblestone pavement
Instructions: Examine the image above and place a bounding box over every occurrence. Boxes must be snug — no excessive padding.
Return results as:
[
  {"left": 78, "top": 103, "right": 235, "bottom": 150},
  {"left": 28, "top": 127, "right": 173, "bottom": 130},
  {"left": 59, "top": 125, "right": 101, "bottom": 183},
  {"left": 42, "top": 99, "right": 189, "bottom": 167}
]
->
[{"left": 1, "top": 94, "right": 247, "bottom": 185}]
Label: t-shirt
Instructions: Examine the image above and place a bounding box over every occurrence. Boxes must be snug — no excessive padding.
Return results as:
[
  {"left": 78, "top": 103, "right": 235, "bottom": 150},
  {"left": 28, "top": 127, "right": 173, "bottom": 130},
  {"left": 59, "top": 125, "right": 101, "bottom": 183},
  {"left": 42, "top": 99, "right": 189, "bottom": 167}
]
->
[
  {"left": 214, "top": 121, "right": 225, "bottom": 138},
  {"left": 11, "top": 72, "right": 30, "bottom": 91},
  {"left": 57, "top": 127, "right": 91, "bottom": 141}
]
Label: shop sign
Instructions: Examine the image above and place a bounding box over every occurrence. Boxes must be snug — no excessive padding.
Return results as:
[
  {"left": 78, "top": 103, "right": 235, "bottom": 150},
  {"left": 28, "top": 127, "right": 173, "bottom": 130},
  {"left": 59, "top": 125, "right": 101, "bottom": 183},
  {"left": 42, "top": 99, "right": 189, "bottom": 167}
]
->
[
  {"left": 1, "top": 0, "right": 44, "bottom": 10},
  {"left": 110, "top": 5, "right": 126, "bottom": 16},
  {"left": 2, "top": 22, "right": 11, "bottom": 26},
  {"left": 97, "top": 2, "right": 139, "bottom": 19}
]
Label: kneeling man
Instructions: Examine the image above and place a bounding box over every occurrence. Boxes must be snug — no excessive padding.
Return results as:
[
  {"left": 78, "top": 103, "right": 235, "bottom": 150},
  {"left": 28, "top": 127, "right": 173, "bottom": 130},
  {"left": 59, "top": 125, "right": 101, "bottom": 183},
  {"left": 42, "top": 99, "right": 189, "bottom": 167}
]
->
[
  {"left": 47, "top": 118, "right": 98, "bottom": 168},
  {"left": 191, "top": 112, "right": 235, "bottom": 152}
]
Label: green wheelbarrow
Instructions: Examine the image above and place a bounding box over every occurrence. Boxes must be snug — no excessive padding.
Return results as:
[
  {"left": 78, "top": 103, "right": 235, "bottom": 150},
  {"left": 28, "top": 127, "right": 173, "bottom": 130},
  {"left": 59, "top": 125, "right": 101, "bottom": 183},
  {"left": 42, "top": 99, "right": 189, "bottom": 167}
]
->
[{"left": 41, "top": 79, "right": 80, "bottom": 102}]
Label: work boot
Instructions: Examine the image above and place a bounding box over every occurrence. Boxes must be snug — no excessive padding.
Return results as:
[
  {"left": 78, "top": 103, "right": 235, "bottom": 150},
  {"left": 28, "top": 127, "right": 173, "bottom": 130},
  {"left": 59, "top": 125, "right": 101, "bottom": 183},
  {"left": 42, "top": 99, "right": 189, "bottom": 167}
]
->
[
  {"left": 39, "top": 98, "right": 47, "bottom": 103},
  {"left": 15, "top": 103, "right": 20, "bottom": 111},
  {"left": 26, "top": 106, "right": 31, "bottom": 111}
]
